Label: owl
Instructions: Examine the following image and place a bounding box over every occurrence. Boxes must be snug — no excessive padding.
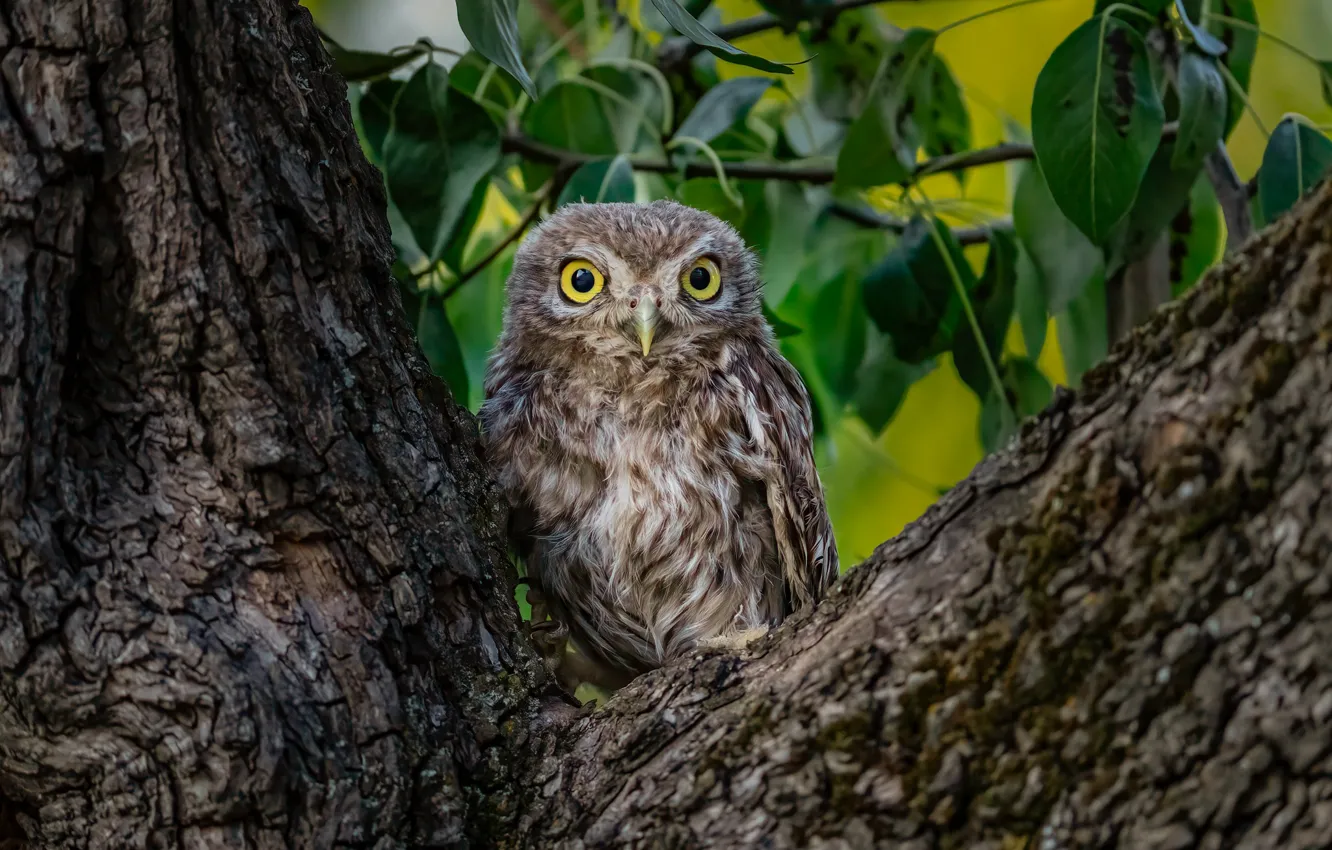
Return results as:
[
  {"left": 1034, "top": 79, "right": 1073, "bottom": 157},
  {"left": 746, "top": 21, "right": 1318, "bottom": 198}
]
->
[{"left": 480, "top": 200, "right": 837, "bottom": 690}]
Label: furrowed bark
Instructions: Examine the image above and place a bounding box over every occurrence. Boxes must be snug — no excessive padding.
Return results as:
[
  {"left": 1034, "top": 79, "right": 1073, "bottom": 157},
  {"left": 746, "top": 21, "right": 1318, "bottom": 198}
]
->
[
  {"left": 0, "top": 0, "right": 562, "bottom": 845},
  {"left": 4, "top": 1, "right": 1332, "bottom": 849},
  {"left": 511, "top": 185, "right": 1332, "bottom": 848}
]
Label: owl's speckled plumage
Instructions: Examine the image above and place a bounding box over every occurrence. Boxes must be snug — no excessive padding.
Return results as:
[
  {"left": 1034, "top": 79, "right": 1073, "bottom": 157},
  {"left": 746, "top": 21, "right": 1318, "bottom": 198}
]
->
[{"left": 480, "top": 200, "right": 837, "bottom": 685}]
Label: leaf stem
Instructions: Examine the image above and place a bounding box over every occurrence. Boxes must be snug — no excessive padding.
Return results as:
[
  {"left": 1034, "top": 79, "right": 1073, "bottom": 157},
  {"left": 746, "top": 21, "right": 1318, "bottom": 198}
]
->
[
  {"left": 1216, "top": 60, "right": 1269, "bottom": 137},
  {"left": 1208, "top": 13, "right": 1332, "bottom": 98},
  {"left": 936, "top": 0, "right": 1052, "bottom": 37},
  {"left": 666, "top": 136, "right": 744, "bottom": 206},
  {"left": 910, "top": 188, "right": 1013, "bottom": 425},
  {"left": 442, "top": 183, "right": 554, "bottom": 301}
]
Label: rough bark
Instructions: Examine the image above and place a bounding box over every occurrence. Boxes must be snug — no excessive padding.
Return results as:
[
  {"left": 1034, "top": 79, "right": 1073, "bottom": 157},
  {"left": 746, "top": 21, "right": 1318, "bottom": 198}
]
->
[
  {"left": 0, "top": 0, "right": 560, "bottom": 846},
  {"left": 3, "top": 1, "right": 1332, "bottom": 849}
]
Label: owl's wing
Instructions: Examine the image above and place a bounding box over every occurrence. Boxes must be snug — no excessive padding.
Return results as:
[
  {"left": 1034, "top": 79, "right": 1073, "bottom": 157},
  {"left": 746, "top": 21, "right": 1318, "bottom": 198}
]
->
[{"left": 734, "top": 344, "right": 839, "bottom": 614}]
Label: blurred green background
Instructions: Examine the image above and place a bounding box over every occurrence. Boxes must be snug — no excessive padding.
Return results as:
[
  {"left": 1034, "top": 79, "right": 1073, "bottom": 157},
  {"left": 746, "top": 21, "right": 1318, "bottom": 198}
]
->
[{"left": 309, "top": 0, "right": 1332, "bottom": 566}]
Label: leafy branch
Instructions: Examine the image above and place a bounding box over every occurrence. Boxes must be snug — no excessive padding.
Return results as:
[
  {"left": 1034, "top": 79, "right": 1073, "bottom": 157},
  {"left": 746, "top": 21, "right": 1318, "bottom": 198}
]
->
[{"left": 657, "top": 0, "right": 898, "bottom": 70}]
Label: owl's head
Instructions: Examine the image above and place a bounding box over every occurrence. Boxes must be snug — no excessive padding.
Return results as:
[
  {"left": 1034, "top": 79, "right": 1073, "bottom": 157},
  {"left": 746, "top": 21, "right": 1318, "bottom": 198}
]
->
[{"left": 501, "top": 200, "right": 765, "bottom": 361}]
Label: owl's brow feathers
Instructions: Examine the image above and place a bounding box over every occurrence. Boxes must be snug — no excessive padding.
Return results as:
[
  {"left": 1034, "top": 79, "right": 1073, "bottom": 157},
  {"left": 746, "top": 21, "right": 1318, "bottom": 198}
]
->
[{"left": 514, "top": 200, "right": 759, "bottom": 295}]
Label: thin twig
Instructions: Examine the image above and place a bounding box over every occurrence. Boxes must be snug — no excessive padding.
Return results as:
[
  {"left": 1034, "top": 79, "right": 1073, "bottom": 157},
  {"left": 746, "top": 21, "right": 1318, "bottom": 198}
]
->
[
  {"left": 828, "top": 202, "right": 1011, "bottom": 246},
  {"left": 657, "top": 0, "right": 895, "bottom": 70},
  {"left": 503, "top": 133, "right": 1036, "bottom": 185},
  {"left": 441, "top": 184, "right": 554, "bottom": 301}
]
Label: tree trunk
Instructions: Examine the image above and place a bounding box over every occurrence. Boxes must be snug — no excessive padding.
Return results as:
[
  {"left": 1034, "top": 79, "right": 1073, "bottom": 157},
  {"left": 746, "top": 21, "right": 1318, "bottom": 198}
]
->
[{"left": 3, "top": 2, "right": 1332, "bottom": 849}]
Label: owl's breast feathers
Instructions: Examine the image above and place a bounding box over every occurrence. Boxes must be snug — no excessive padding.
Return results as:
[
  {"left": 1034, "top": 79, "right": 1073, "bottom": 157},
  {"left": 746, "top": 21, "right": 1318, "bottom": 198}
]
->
[{"left": 480, "top": 335, "right": 838, "bottom": 671}]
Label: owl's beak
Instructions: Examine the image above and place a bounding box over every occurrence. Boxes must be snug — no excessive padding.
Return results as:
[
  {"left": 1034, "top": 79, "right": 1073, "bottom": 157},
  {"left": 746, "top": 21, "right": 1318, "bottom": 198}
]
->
[{"left": 632, "top": 298, "right": 660, "bottom": 356}]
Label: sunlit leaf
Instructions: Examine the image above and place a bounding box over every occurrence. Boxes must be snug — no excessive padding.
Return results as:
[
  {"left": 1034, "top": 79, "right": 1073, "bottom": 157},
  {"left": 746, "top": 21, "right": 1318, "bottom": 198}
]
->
[
  {"left": 1257, "top": 115, "right": 1332, "bottom": 224},
  {"left": 557, "top": 156, "right": 637, "bottom": 206},
  {"left": 648, "top": 0, "right": 796, "bottom": 75},
  {"left": 953, "top": 230, "right": 1018, "bottom": 400},
  {"left": 1031, "top": 17, "right": 1165, "bottom": 244},
  {"left": 674, "top": 77, "right": 773, "bottom": 143},
  {"left": 385, "top": 63, "right": 501, "bottom": 264},
  {"left": 1172, "top": 51, "right": 1227, "bottom": 169},
  {"left": 456, "top": 0, "right": 538, "bottom": 99}
]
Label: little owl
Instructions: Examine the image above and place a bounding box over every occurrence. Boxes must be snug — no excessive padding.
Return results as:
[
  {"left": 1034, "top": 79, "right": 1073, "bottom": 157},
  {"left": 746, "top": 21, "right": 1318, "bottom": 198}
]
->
[{"left": 480, "top": 200, "right": 838, "bottom": 690}]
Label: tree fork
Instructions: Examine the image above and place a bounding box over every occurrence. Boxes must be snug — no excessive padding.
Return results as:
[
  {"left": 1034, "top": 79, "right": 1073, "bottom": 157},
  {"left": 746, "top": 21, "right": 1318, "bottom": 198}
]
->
[{"left": 3, "top": 1, "right": 1332, "bottom": 849}]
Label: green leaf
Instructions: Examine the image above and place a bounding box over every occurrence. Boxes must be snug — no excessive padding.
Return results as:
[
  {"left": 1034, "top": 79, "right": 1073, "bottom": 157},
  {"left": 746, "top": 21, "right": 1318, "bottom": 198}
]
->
[
  {"left": 855, "top": 333, "right": 931, "bottom": 434},
  {"left": 449, "top": 51, "right": 522, "bottom": 112},
  {"left": 1201, "top": 0, "right": 1258, "bottom": 136},
  {"left": 521, "top": 81, "right": 620, "bottom": 189},
  {"left": 762, "top": 304, "right": 803, "bottom": 338},
  {"left": 1030, "top": 17, "right": 1166, "bottom": 244},
  {"left": 1012, "top": 163, "right": 1105, "bottom": 315},
  {"left": 677, "top": 178, "right": 745, "bottom": 227},
  {"left": 1172, "top": 51, "right": 1227, "bottom": 169},
  {"left": 953, "top": 230, "right": 1018, "bottom": 400},
  {"left": 980, "top": 358, "right": 1053, "bottom": 452},
  {"left": 557, "top": 156, "right": 637, "bottom": 206},
  {"left": 1258, "top": 115, "right": 1332, "bottom": 224},
  {"left": 385, "top": 63, "right": 502, "bottom": 264},
  {"left": 580, "top": 66, "right": 667, "bottom": 154},
  {"left": 1014, "top": 241, "right": 1047, "bottom": 360},
  {"left": 835, "top": 28, "right": 938, "bottom": 189},
  {"left": 1108, "top": 141, "right": 1201, "bottom": 272},
  {"left": 758, "top": 182, "right": 814, "bottom": 305},
  {"left": 862, "top": 216, "right": 974, "bottom": 364},
  {"left": 443, "top": 180, "right": 490, "bottom": 274},
  {"left": 648, "top": 0, "right": 796, "bottom": 75},
  {"left": 782, "top": 218, "right": 885, "bottom": 406},
  {"left": 322, "top": 37, "right": 425, "bottom": 82},
  {"left": 1175, "top": 0, "right": 1227, "bottom": 56},
  {"left": 456, "top": 0, "right": 538, "bottom": 99},
  {"left": 674, "top": 77, "right": 773, "bottom": 144},
  {"left": 1167, "top": 171, "right": 1223, "bottom": 297},
  {"left": 1056, "top": 275, "right": 1108, "bottom": 389},
  {"left": 418, "top": 294, "right": 470, "bottom": 402},
  {"left": 356, "top": 79, "right": 403, "bottom": 162},
  {"left": 804, "top": 9, "right": 895, "bottom": 122},
  {"left": 921, "top": 54, "right": 972, "bottom": 167},
  {"left": 1321, "top": 60, "right": 1332, "bottom": 107}
]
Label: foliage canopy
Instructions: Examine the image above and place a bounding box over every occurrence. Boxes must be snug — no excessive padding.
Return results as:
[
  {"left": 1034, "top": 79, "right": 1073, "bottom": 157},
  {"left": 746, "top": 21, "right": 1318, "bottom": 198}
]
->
[{"left": 326, "top": 0, "right": 1332, "bottom": 456}]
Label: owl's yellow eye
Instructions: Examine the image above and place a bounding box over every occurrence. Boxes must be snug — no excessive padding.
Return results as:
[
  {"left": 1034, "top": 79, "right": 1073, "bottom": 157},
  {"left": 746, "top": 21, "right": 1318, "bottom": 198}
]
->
[
  {"left": 559, "top": 260, "right": 605, "bottom": 304},
  {"left": 681, "top": 257, "right": 721, "bottom": 301}
]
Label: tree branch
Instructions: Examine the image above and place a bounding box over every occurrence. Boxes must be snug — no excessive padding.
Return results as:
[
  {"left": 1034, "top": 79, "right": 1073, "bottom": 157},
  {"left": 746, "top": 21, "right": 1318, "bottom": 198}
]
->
[
  {"left": 657, "top": 0, "right": 898, "bottom": 71},
  {"left": 441, "top": 182, "right": 555, "bottom": 300},
  {"left": 828, "top": 201, "right": 1011, "bottom": 246},
  {"left": 1204, "top": 139, "right": 1255, "bottom": 254}
]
